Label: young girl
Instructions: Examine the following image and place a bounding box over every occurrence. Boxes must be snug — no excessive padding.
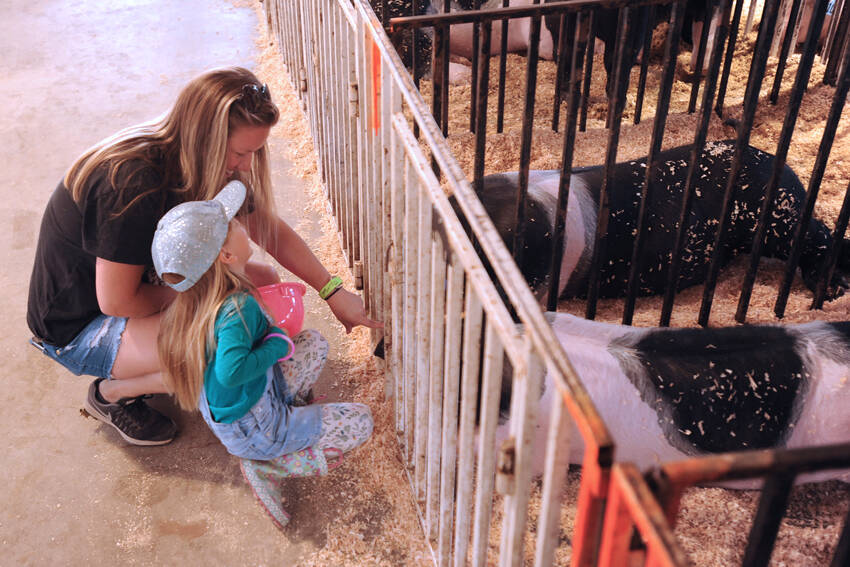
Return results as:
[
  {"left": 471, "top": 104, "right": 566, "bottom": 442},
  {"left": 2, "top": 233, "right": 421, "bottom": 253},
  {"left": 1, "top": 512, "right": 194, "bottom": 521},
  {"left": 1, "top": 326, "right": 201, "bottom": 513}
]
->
[{"left": 153, "top": 180, "right": 373, "bottom": 528}]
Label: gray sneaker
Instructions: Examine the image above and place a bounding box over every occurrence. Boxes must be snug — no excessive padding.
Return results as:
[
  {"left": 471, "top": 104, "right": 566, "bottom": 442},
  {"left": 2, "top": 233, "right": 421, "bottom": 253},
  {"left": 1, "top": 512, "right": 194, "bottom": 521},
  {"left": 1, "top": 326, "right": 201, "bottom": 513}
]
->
[{"left": 82, "top": 378, "right": 177, "bottom": 446}]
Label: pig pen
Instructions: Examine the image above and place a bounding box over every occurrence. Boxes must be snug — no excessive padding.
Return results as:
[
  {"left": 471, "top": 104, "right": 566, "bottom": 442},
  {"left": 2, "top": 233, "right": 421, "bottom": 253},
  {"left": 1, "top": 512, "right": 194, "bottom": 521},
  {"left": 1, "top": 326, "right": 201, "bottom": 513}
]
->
[
  {"left": 408, "top": 1, "right": 850, "bottom": 565},
  {"left": 259, "top": 0, "right": 850, "bottom": 564}
]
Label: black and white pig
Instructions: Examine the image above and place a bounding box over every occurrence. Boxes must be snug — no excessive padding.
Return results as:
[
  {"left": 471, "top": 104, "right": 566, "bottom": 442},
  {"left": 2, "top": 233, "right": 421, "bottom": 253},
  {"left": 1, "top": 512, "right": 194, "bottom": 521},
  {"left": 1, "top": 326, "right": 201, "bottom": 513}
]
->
[
  {"left": 478, "top": 140, "right": 850, "bottom": 301},
  {"left": 496, "top": 311, "right": 850, "bottom": 485}
]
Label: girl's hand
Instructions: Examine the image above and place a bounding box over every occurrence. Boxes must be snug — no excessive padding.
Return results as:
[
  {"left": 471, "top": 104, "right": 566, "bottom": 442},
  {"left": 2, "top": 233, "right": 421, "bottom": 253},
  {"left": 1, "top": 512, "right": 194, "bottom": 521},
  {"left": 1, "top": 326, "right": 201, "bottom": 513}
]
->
[{"left": 326, "top": 288, "right": 383, "bottom": 334}]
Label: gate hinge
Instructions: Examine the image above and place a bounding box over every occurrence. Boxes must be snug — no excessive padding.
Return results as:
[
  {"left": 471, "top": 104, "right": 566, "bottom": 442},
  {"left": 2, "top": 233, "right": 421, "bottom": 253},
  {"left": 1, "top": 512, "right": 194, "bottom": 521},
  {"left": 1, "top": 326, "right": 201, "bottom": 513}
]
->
[
  {"left": 496, "top": 437, "right": 516, "bottom": 495},
  {"left": 349, "top": 82, "right": 359, "bottom": 118}
]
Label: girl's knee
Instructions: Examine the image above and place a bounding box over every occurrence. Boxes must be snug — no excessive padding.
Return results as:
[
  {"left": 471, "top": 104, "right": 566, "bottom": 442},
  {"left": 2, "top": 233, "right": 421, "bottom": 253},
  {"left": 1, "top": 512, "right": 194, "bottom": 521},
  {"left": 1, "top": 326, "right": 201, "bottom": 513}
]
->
[{"left": 295, "top": 329, "right": 328, "bottom": 360}]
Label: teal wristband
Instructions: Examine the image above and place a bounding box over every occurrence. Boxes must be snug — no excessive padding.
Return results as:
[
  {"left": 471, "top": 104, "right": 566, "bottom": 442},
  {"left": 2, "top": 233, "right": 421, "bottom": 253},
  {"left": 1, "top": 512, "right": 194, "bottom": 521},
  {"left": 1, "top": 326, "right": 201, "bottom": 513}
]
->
[{"left": 319, "top": 276, "right": 343, "bottom": 300}]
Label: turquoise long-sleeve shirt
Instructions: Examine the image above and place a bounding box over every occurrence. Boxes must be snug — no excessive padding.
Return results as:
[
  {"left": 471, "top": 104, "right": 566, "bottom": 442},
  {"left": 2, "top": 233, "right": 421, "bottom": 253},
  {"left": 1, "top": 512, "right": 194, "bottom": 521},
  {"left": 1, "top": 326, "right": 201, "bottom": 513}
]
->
[{"left": 204, "top": 292, "right": 291, "bottom": 423}]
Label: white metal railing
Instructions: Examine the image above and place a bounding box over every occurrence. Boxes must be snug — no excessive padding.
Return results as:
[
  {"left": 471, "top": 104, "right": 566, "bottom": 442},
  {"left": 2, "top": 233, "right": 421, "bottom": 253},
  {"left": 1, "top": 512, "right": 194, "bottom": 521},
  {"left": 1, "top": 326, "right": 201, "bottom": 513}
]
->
[{"left": 263, "top": 1, "right": 617, "bottom": 566}]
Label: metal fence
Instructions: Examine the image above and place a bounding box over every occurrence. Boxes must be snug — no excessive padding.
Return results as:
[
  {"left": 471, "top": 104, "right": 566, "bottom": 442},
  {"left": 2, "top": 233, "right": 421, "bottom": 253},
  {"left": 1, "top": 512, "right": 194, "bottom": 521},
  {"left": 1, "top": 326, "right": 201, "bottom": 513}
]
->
[
  {"left": 264, "top": 1, "right": 616, "bottom": 565},
  {"left": 261, "top": 1, "right": 850, "bottom": 565}
]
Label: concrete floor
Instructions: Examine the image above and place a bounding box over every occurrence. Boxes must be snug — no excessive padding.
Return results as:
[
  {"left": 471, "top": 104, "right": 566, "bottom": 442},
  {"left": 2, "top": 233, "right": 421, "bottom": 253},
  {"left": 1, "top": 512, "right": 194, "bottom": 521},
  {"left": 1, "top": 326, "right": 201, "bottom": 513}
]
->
[{"left": 1, "top": 1, "right": 375, "bottom": 564}]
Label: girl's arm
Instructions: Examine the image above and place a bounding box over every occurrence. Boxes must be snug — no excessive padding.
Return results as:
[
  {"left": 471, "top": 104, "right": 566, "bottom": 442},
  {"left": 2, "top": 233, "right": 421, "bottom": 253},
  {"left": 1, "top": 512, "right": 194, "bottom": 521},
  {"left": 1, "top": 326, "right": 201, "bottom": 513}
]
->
[
  {"left": 244, "top": 211, "right": 383, "bottom": 333},
  {"left": 95, "top": 258, "right": 175, "bottom": 317},
  {"left": 212, "top": 309, "right": 290, "bottom": 388}
]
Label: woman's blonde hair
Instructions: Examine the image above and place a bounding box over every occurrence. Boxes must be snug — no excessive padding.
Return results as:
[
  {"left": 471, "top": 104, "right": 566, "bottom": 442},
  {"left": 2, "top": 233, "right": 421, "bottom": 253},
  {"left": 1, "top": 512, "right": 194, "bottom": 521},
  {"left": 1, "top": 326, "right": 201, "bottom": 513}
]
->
[
  {"left": 65, "top": 66, "right": 280, "bottom": 247},
  {"left": 158, "top": 242, "right": 259, "bottom": 411}
]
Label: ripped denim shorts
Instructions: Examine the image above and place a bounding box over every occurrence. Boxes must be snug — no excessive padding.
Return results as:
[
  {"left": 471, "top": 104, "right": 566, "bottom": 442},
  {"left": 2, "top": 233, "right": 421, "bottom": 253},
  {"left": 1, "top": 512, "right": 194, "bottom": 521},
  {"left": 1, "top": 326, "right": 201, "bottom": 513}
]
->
[{"left": 30, "top": 314, "right": 127, "bottom": 379}]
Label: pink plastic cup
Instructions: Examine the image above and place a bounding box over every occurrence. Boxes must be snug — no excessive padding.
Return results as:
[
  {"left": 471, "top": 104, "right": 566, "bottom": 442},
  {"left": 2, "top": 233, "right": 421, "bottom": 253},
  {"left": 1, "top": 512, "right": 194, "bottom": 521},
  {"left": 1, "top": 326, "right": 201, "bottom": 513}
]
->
[{"left": 257, "top": 282, "right": 307, "bottom": 337}]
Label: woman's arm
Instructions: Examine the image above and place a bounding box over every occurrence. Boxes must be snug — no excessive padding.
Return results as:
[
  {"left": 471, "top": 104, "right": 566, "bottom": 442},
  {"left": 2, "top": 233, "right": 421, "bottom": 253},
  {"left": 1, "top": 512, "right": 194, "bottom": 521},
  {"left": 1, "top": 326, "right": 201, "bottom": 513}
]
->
[
  {"left": 95, "top": 258, "right": 175, "bottom": 317},
  {"left": 244, "top": 211, "right": 382, "bottom": 333}
]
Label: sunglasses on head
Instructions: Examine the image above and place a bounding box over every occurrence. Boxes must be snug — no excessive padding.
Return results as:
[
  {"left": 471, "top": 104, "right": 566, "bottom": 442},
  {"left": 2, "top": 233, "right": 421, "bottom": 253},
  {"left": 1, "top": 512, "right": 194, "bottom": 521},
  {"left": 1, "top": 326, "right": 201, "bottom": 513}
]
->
[{"left": 239, "top": 83, "right": 270, "bottom": 113}]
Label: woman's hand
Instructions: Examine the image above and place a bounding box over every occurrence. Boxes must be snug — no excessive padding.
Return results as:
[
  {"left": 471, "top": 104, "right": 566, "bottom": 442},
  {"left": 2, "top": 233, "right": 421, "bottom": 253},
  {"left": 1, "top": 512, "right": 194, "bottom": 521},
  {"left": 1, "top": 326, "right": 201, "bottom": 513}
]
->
[{"left": 326, "top": 288, "right": 383, "bottom": 334}]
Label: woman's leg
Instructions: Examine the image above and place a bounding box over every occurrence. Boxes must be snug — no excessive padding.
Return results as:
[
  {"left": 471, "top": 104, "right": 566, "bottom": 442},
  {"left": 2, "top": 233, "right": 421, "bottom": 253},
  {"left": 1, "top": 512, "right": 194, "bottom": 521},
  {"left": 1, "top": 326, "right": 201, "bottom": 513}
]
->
[
  {"left": 82, "top": 312, "right": 175, "bottom": 445},
  {"left": 101, "top": 312, "right": 167, "bottom": 401}
]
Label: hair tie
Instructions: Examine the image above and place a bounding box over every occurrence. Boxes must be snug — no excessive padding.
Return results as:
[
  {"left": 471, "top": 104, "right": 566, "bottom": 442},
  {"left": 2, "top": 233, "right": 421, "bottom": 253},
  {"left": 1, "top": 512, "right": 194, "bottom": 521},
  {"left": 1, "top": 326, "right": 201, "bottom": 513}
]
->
[{"left": 263, "top": 332, "right": 294, "bottom": 362}]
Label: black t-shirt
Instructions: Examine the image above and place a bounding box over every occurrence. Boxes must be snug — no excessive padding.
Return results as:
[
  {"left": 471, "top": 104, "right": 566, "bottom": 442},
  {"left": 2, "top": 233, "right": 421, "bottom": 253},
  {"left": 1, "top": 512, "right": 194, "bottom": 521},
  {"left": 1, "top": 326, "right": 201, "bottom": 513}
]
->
[{"left": 27, "top": 162, "right": 181, "bottom": 346}]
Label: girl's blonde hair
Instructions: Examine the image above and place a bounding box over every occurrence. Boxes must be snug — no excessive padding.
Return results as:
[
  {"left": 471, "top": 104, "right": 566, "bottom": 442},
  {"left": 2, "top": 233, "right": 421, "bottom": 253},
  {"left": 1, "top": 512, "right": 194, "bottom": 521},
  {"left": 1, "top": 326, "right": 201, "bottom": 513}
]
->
[
  {"left": 158, "top": 240, "right": 259, "bottom": 411},
  {"left": 65, "top": 66, "right": 280, "bottom": 248}
]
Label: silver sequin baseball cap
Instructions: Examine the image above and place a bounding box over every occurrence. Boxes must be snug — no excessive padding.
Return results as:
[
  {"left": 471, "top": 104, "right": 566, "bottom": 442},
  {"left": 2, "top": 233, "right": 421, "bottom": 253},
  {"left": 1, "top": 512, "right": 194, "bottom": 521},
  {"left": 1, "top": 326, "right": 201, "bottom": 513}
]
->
[{"left": 152, "top": 180, "right": 247, "bottom": 292}]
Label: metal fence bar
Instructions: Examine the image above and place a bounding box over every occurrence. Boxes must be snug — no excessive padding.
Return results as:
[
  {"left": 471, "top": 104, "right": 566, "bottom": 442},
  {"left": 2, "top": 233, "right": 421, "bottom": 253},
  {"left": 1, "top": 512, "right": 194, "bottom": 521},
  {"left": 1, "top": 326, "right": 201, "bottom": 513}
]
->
[
  {"left": 580, "top": 8, "right": 598, "bottom": 132},
  {"left": 437, "top": 256, "right": 464, "bottom": 566},
  {"left": 333, "top": 1, "right": 348, "bottom": 256},
  {"left": 533, "top": 389, "right": 573, "bottom": 567},
  {"left": 341, "top": 0, "right": 361, "bottom": 272},
  {"left": 511, "top": 8, "right": 544, "bottom": 277},
  {"left": 403, "top": 156, "right": 417, "bottom": 467},
  {"left": 496, "top": 3, "right": 509, "bottom": 133},
  {"left": 473, "top": 19, "right": 493, "bottom": 194},
  {"left": 552, "top": 12, "right": 575, "bottom": 130},
  {"left": 453, "top": 287, "right": 484, "bottom": 567},
  {"left": 427, "top": 235, "right": 448, "bottom": 542},
  {"left": 470, "top": 0, "right": 482, "bottom": 133},
  {"left": 355, "top": 12, "right": 370, "bottom": 290},
  {"left": 831, "top": 504, "right": 850, "bottom": 567},
  {"left": 389, "top": 102, "right": 405, "bottom": 451},
  {"left": 414, "top": 175, "right": 433, "bottom": 504},
  {"left": 329, "top": 1, "right": 346, "bottom": 256},
  {"left": 326, "top": 0, "right": 342, "bottom": 223},
  {"left": 381, "top": 39, "right": 397, "bottom": 336},
  {"left": 300, "top": 1, "right": 321, "bottom": 184},
  {"left": 634, "top": 4, "right": 656, "bottom": 125},
  {"left": 741, "top": 472, "right": 796, "bottom": 567},
  {"left": 471, "top": 322, "right": 506, "bottom": 567},
  {"left": 372, "top": 28, "right": 386, "bottom": 326},
  {"left": 500, "top": 349, "right": 544, "bottom": 567},
  {"left": 310, "top": 3, "right": 330, "bottom": 186}
]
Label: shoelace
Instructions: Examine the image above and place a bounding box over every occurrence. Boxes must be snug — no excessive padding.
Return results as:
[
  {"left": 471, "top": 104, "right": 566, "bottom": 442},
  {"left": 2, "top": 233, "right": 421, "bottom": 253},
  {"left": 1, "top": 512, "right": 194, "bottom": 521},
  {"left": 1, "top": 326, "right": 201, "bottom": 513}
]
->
[{"left": 114, "top": 396, "right": 154, "bottom": 432}]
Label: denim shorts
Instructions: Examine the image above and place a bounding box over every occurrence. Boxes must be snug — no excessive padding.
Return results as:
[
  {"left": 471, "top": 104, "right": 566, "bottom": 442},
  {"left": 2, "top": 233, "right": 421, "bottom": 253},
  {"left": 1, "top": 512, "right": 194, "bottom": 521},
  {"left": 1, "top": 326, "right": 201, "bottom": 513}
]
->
[{"left": 29, "top": 314, "right": 127, "bottom": 379}]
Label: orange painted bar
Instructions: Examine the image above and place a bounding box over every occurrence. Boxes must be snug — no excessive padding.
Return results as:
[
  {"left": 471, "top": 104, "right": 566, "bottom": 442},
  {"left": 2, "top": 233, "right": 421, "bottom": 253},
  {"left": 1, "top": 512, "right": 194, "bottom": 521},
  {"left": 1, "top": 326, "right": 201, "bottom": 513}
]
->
[{"left": 368, "top": 34, "right": 381, "bottom": 134}]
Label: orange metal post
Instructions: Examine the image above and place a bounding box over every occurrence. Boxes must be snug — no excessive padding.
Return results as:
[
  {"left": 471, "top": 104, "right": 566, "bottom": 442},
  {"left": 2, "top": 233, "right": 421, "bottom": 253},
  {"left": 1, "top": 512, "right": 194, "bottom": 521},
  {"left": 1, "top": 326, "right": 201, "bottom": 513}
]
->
[
  {"left": 571, "top": 445, "right": 611, "bottom": 567},
  {"left": 368, "top": 34, "right": 381, "bottom": 134}
]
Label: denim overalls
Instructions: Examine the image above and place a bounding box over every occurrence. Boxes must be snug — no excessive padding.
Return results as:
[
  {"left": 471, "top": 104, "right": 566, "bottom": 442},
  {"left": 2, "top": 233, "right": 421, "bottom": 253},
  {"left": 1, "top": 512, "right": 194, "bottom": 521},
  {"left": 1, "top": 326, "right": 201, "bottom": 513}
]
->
[{"left": 199, "top": 362, "right": 322, "bottom": 460}]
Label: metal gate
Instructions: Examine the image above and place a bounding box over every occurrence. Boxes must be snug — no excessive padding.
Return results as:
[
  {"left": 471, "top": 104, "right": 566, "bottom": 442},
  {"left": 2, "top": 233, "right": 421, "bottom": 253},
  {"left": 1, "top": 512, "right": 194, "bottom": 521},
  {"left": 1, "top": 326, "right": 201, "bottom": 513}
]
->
[{"left": 264, "top": 1, "right": 615, "bottom": 565}]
